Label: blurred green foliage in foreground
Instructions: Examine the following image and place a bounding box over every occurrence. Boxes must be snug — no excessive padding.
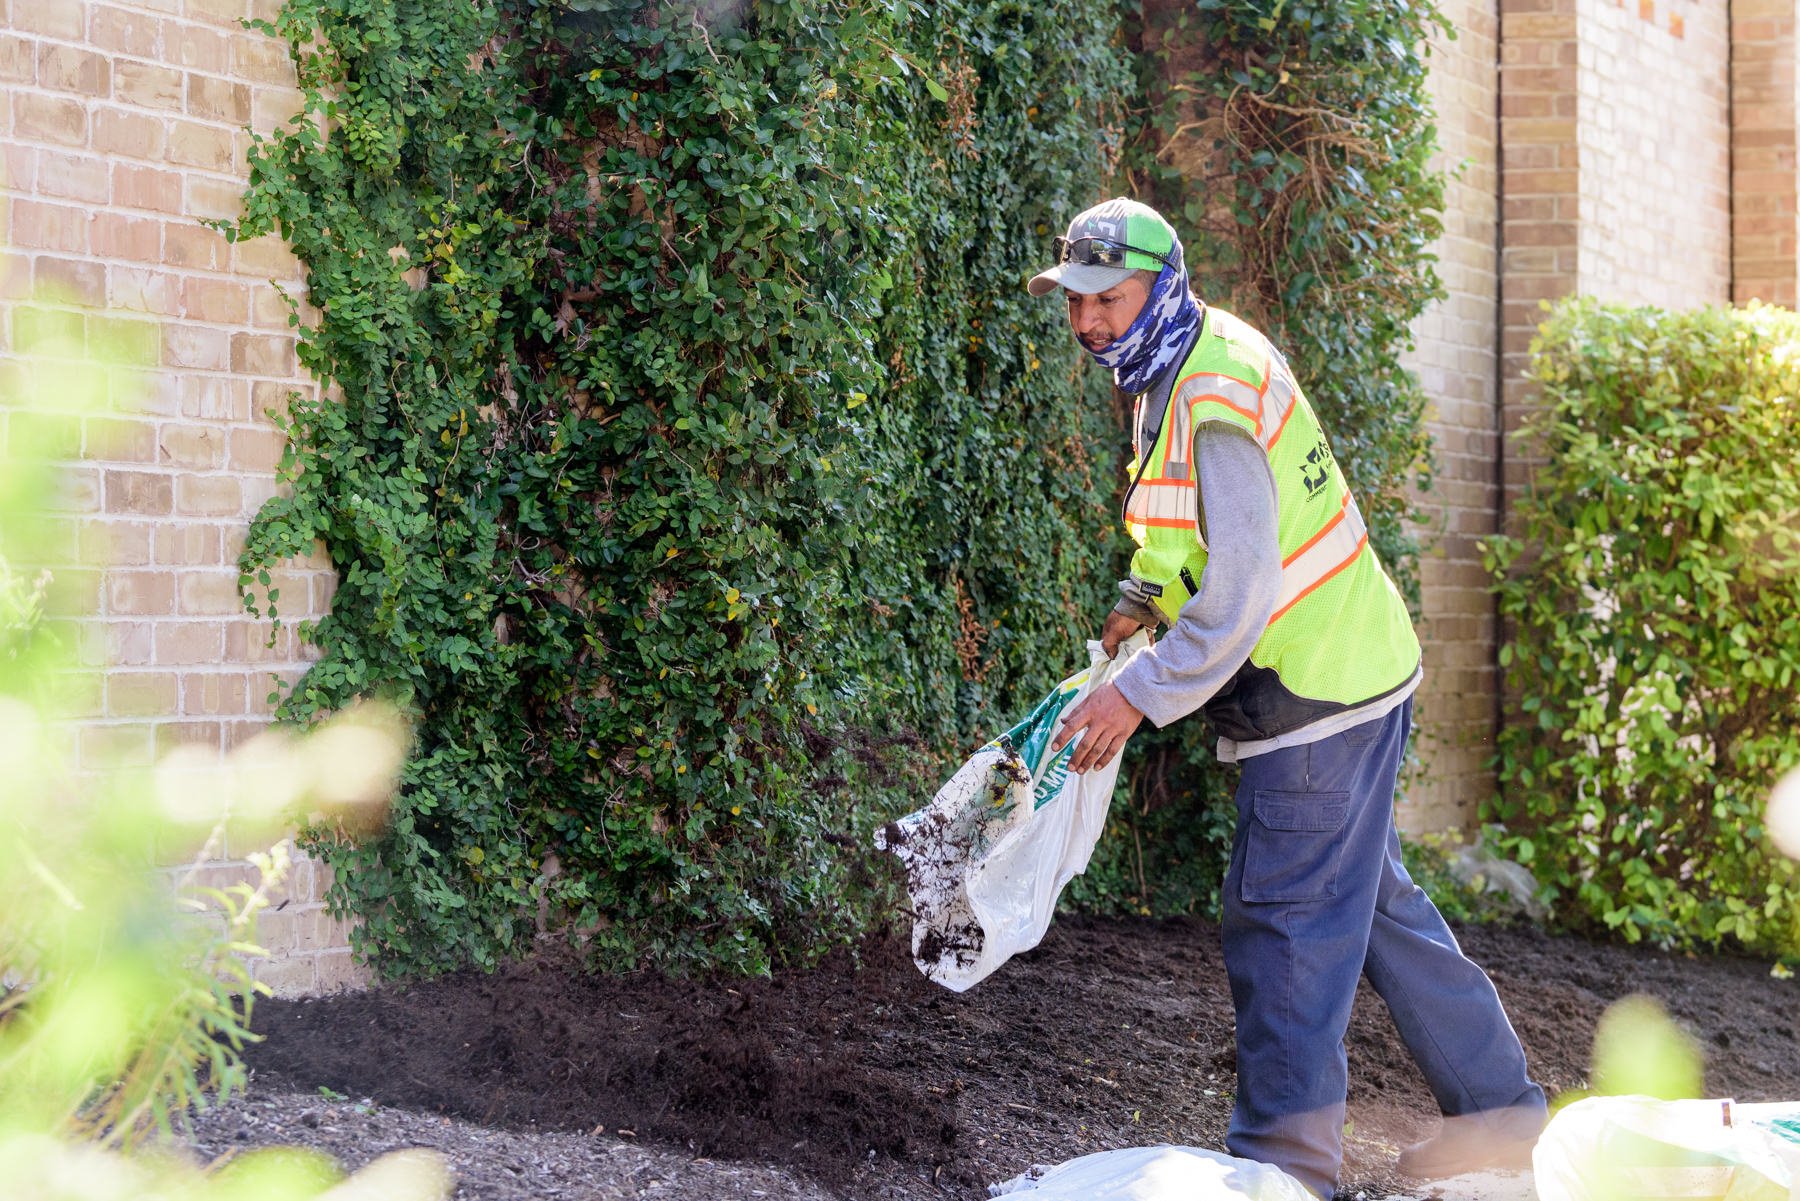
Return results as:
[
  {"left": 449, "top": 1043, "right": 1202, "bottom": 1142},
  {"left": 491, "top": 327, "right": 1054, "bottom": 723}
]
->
[{"left": 0, "top": 307, "right": 445, "bottom": 1199}]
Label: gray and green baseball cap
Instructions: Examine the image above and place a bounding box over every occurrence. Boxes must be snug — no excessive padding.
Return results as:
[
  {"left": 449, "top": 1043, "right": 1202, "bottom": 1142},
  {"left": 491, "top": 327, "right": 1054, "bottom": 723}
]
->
[{"left": 1027, "top": 198, "right": 1179, "bottom": 297}]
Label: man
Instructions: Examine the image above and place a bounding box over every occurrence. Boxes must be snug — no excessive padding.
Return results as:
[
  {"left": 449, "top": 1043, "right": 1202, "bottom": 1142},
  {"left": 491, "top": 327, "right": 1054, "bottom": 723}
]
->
[{"left": 1037, "top": 198, "right": 1547, "bottom": 1199}]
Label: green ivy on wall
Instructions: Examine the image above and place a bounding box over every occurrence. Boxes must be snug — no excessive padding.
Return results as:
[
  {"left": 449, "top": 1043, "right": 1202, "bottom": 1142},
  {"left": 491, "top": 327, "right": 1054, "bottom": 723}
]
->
[
  {"left": 232, "top": 0, "right": 1447, "bottom": 974},
  {"left": 232, "top": 0, "right": 1135, "bottom": 976}
]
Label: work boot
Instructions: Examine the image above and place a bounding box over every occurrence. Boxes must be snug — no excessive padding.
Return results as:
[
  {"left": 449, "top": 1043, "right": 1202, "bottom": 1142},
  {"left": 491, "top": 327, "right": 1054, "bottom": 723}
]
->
[{"left": 1397, "top": 1111, "right": 1543, "bottom": 1179}]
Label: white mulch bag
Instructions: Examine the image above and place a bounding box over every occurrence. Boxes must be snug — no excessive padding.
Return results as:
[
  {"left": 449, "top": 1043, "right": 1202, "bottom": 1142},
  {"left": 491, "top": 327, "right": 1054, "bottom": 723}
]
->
[
  {"left": 1534, "top": 1095, "right": 1800, "bottom": 1201},
  {"left": 988, "top": 1145, "right": 1315, "bottom": 1201},
  {"left": 875, "top": 633, "right": 1149, "bottom": 993}
]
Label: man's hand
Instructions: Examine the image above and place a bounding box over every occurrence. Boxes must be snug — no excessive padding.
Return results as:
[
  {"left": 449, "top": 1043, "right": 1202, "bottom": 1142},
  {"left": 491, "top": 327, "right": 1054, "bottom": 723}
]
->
[
  {"left": 1052, "top": 682, "right": 1144, "bottom": 774},
  {"left": 1101, "top": 610, "right": 1153, "bottom": 660}
]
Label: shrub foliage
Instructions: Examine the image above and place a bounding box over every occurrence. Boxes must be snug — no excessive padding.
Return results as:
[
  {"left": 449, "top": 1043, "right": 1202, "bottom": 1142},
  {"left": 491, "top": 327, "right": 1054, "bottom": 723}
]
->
[
  {"left": 234, "top": 0, "right": 1446, "bottom": 974},
  {"left": 1484, "top": 299, "right": 1800, "bottom": 956}
]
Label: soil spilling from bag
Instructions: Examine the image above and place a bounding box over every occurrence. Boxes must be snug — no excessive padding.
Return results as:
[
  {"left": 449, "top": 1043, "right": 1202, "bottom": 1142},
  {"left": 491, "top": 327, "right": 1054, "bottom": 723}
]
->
[{"left": 242, "top": 916, "right": 1800, "bottom": 1199}]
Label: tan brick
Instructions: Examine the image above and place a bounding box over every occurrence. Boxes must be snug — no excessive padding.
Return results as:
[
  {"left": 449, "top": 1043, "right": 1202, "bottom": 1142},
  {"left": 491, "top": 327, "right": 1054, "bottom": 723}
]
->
[
  {"left": 159, "top": 424, "right": 224, "bottom": 468},
  {"left": 113, "top": 163, "right": 184, "bottom": 213},
  {"left": 154, "top": 720, "right": 225, "bottom": 757},
  {"left": 1, "top": 142, "right": 35, "bottom": 192},
  {"left": 232, "top": 234, "right": 298, "bottom": 276},
  {"left": 177, "top": 571, "right": 244, "bottom": 616},
  {"left": 168, "top": 20, "right": 229, "bottom": 68},
  {"left": 13, "top": 201, "right": 87, "bottom": 254},
  {"left": 180, "top": 374, "right": 244, "bottom": 420},
  {"left": 83, "top": 416, "right": 157, "bottom": 462},
  {"left": 13, "top": 93, "right": 89, "bottom": 147},
  {"left": 187, "top": 0, "right": 249, "bottom": 26},
  {"left": 0, "top": 29, "right": 32, "bottom": 82},
  {"left": 44, "top": 566, "right": 102, "bottom": 613},
  {"left": 45, "top": 464, "right": 102, "bottom": 512},
  {"left": 312, "top": 950, "right": 369, "bottom": 993},
  {"left": 230, "top": 332, "right": 294, "bottom": 376},
  {"left": 107, "top": 569, "right": 175, "bottom": 613},
  {"left": 176, "top": 474, "right": 242, "bottom": 516},
  {"left": 92, "top": 316, "right": 160, "bottom": 366},
  {"left": 186, "top": 670, "right": 248, "bottom": 713},
  {"left": 37, "top": 43, "right": 112, "bottom": 98},
  {"left": 78, "top": 517, "right": 153, "bottom": 566},
  {"left": 250, "top": 380, "right": 303, "bottom": 422},
  {"left": 181, "top": 276, "right": 249, "bottom": 323},
  {"left": 109, "top": 671, "right": 179, "bottom": 716},
  {"left": 185, "top": 175, "right": 245, "bottom": 221},
  {"left": 35, "top": 255, "right": 107, "bottom": 305},
  {"left": 94, "top": 618, "right": 151, "bottom": 665},
  {"left": 35, "top": 151, "right": 111, "bottom": 204},
  {"left": 155, "top": 522, "right": 221, "bottom": 565},
  {"left": 187, "top": 74, "right": 250, "bottom": 124},
  {"left": 78, "top": 720, "right": 154, "bottom": 767},
  {"left": 167, "top": 119, "right": 235, "bottom": 171},
  {"left": 253, "top": 955, "right": 316, "bottom": 997},
  {"left": 155, "top": 620, "right": 225, "bottom": 664},
  {"left": 222, "top": 620, "right": 283, "bottom": 663},
  {"left": 165, "top": 221, "right": 229, "bottom": 270},
  {"left": 251, "top": 85, "right": 302, "bottom": 134},
  {"left": 91, "top": 5, "right": 164, "bottom": 56},
  {"left": 104, "top": 470, "right": 173, "bottom": 516},
  {"left": 94, "top": 107, "right": 168, "bottom": 161},
  {"left": 227, "top": 425, "right": 287, "bottom": 473},
  {"left": 232, "top": 33, "right": 294, "bottom": 85},
  {"left": 161, "top": 324, "right": 230, "bottom": 370},
  {"left": 116, "top": 61, "right": 185, "bottom": 112},
  {"left": 108, "top": 266, "right": 181, "bottom": 316},
  {"left": 90, "top": 212, "right": 161, "bottom": 262},
  {"left": 14, "top": 0, "right": 84, "bottom": 38},
  {"left": 250, "top": 282, "right": 299, "bottom": 329}
]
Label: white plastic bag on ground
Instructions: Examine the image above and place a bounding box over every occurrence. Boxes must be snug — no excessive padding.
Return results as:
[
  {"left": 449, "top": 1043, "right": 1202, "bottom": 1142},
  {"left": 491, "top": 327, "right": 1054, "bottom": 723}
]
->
[
  {"left": 875, "top": 634, "right": 1149, "bottom": 992},
  {"left": 1534, "top": 1095, "right": 1800, "bottom": 1201},
  {"left": 988, "top": 1144, "right": 1316, "bottom": 1201}
]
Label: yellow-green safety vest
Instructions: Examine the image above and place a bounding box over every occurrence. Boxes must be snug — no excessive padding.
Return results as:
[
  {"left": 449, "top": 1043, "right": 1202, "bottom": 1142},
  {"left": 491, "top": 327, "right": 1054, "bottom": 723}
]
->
[{"left": 1122, "top": 306, "right": 1420, "bottom": 741}]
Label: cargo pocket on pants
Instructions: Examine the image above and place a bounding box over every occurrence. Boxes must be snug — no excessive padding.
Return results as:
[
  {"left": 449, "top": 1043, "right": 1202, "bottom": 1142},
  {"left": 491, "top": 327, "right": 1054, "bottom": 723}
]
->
[{"left": 1242, "top": 789, "right": 1351, "bottom": 903}]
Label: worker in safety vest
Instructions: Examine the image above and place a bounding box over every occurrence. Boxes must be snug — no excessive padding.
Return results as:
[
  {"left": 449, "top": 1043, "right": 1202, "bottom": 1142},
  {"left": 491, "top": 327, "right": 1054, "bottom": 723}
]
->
[{"left": 1038, "top": 198, "right": 1547, "bottom": 1197}]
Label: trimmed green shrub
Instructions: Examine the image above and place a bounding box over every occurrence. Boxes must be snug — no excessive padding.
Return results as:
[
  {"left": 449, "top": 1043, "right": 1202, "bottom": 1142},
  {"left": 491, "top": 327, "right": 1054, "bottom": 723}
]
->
[{"left": 1484, "top": 298, "right": 1800, "bottom": 956}]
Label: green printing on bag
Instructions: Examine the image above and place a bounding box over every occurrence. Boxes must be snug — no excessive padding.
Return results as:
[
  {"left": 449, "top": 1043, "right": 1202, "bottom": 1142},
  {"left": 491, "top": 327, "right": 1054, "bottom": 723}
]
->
[{"left": 984, "top": 670, "right": 1090, "bottom": 811}]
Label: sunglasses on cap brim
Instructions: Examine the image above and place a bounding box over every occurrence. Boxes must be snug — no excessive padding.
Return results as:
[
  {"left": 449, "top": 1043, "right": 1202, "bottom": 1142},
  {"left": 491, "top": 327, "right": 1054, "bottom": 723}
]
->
[{"left": 1052, "top": 235, "right": 1174, "bottom": 271}]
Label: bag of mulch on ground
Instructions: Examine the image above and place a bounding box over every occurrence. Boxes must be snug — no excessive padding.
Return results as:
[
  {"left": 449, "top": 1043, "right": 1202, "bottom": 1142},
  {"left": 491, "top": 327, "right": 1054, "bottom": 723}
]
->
[
  {"left": 1534, "top": 1095, "right": 1800, "bottom": 1201},
  {"left": 874, "top": 632, "right": 1149, "bottom": 993},
  {"left": 988, "top": 1145, "right": 1315, "bottom": 1201}
]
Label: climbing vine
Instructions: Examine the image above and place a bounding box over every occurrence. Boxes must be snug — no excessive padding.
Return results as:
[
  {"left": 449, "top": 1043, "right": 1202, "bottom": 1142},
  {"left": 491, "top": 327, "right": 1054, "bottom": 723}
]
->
[{"left": 232, "top": 0, "right": 1446, "bottom": 973}]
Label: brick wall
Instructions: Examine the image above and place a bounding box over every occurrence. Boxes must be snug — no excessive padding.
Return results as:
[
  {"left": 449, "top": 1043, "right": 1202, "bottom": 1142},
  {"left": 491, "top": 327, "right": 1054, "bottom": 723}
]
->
[
  {"left": 1, "top": 0, "right": 364, "bottom": 994},
  {"left": 1732, "top": 0, "right": 1798, "bottom": 306},
  {"left": 1576, "top": 0, "right": 1731, "bottom": 307},
  {"left": 1400, "top": 0, "right": 1503, "bottom": 833}
]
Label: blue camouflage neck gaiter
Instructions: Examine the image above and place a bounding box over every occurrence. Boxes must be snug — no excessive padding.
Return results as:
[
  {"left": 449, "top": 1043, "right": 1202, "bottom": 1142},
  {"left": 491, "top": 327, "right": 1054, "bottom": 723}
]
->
[{"left": 1086, "top": 250, "right": 1202, "bottom": 396}]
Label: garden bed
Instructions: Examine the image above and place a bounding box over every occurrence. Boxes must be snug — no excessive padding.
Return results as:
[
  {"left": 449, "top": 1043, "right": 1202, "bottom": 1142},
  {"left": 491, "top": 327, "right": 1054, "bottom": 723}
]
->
[{"left": 188, "top": 916, "right": 1800, "bottom": 1199}]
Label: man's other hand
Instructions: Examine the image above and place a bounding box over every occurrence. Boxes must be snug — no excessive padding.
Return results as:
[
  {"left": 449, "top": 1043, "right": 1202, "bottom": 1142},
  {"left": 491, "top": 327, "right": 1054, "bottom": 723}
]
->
[
  {"left": 1101, "top": 610, "right": 1152, "bottom": 660},
  {"left": 1052, "top": 682, "right": 1144, "bottom": 774}
]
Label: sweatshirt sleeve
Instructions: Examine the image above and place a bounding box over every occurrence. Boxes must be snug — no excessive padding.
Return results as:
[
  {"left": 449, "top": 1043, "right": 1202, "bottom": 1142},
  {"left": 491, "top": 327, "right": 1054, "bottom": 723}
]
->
[{"left": 1110, "top": 423, "right": 1282, "bottom": 729}]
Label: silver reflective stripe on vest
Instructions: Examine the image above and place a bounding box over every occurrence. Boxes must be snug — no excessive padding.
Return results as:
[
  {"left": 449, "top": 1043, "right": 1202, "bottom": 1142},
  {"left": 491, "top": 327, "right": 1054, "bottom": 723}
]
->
[
  {"left": 1271, "top": 491, "right": 1369, "bottom": 622},
  {"left": 1173, "top": 373, "right": 1263, "bottom": 434},
  {"left": 1124, "top": 477, "right": 1199, "bottom": 533}
]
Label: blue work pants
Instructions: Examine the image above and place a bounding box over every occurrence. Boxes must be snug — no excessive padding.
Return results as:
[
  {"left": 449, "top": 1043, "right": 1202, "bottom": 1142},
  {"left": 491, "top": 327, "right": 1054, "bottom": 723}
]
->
[{"left": 1221, "top": 699, "right": 1546, "bottom": 1198}]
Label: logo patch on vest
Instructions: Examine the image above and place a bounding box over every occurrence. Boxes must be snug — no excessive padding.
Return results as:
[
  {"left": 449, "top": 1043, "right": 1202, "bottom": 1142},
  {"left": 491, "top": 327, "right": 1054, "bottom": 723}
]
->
[{"left": 1301, "top": 435, "right": 1334, "bottom": 499}]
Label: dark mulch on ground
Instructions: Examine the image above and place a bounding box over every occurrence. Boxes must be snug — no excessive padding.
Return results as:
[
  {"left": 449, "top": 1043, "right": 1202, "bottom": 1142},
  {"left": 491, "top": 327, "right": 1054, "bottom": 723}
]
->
[{"left": 226, "top": 914, "right": 1800, "bottom": 1199}]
